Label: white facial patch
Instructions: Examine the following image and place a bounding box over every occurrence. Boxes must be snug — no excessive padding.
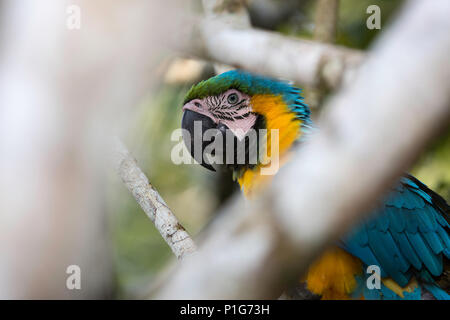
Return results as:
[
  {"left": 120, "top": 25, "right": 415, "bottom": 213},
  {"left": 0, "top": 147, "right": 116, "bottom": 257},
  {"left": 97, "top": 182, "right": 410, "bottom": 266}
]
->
[{"left": 182, "top": 89, "right": 257, "bottom": 140}]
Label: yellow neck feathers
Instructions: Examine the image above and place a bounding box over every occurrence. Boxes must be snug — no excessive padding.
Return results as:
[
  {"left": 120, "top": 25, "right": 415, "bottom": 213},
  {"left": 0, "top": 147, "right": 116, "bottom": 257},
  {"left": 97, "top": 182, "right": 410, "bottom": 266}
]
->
[{"left": 237, "top": 94, "right": 302, "bottom": 197}]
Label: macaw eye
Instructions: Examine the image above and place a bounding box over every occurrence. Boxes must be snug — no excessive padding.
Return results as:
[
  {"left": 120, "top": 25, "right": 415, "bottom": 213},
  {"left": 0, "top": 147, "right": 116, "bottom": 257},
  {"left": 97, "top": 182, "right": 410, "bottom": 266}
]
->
[{"left": 227, "top": 93, "right": 238, "bottom": 105}]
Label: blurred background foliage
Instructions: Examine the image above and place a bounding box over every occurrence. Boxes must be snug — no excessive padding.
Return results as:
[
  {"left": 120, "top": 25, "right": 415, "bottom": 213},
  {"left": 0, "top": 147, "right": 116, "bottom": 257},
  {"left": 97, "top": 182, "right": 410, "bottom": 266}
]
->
[{"left": 107, "top": 0, "right": 449, "bottom": 298}]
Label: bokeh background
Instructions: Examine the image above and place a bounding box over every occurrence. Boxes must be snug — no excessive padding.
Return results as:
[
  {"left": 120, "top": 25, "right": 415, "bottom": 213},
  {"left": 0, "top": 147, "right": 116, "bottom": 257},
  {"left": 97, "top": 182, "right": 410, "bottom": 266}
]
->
[{"left": 107, "top": 0, "right": 450, "bottom": 298}]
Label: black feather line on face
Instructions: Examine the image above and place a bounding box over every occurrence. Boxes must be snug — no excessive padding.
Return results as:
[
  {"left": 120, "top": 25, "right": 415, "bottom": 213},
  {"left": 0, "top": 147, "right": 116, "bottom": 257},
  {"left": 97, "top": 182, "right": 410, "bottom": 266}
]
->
[
  {"left": 236, "top": 102, "right": 248, "bottom": 111},
  {"left": 234, "top": 112, "right": 251, "bottom": 120},
  {"left": 206, "top": 96, "right": 220, "bottom": 112},
  {"left": 215, "top": 115, "right": 234, "bottom": 121},
  {"left": 211, "top": 108, "right": 242, "bottom": 121},
  {"left": 214, "top": 109, "right": 236, "bottom": 116}
]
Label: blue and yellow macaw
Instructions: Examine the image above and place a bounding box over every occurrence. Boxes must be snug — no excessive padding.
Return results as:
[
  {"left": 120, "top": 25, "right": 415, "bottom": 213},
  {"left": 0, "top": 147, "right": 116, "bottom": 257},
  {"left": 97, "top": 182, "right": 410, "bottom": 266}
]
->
[{"left": 180, "top": 69, "right": 450, "bottom": 300}]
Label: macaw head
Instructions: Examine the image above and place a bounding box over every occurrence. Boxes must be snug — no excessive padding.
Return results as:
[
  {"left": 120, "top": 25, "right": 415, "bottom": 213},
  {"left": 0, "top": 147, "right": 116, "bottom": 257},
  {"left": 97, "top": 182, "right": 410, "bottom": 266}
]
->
[{"left": 181, "top": 69, "right": 312, "bottom": 193}]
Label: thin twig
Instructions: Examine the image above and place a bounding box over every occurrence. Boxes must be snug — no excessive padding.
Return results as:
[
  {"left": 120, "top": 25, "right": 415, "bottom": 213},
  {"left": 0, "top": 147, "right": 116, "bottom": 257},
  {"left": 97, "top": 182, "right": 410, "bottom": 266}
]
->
[{"left": 113, "top": 138, "right": 196, "bottom": 260}]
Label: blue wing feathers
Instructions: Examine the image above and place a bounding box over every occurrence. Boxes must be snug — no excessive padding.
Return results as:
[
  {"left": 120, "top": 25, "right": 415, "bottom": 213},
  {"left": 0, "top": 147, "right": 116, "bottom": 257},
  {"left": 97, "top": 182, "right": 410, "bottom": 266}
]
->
[
  {"left": 367, "top": 228, "right": 410, "bottom": 285},
  {"left": 405, "top": 232, "right": 442, "bottom": 276},
  {"left": 342, "top": 175, "right": 450, "bottom": 299},
  {"left": 339, "top": 240, "right": 387, "bottom": 277},
  {"left": 436, "top": 210, "right": 450, "bottom": 228},
  {"left": 375, "top": 212, "right": 390, "bottom": 232},
  {"left": 422, "top": 231, "right": 444, "bottom": 254},
  {"left": 404, "top": 208, "right": 420, "bottom": 233},
  {"left": 386, "top": 207, "right": 405, "bottom": 232},
  {"left": 404, "top": 188, "right": 425, "bottom": 209},
  {"left": 419, "top": 206, "right": 438, "bottom": 232},
  {"left": 384, "top": 192, "right": 405, "bottom": 208},
  {"left": 390, "top": 231, "right": 423, "bottom": 270},
  {"left": 436, "top": 226, "right": 450, "bottom": 248},
  {"left": 411, "top": 188, "right": 433, "bottom": 203}
]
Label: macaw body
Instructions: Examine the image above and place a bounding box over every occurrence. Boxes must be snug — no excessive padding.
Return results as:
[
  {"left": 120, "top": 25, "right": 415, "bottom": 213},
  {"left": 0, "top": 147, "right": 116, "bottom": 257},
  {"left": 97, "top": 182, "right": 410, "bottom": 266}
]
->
[
  {"left": 181, "top": 70, "right": 450, "bottom": 300},
  {"left": 307, "top": 175, "right": 450, "bottom": 300}
]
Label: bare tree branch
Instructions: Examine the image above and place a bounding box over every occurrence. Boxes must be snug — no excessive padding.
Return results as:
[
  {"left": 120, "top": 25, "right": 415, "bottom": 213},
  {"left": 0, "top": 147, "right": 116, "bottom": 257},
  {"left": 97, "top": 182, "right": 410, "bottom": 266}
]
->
[
  {"left": 113, "top": 139, "right": 197, "bottom": 260},
  {"left": 172, "top": 7, "right": 364, "bottom": 89},
  {"left": 154, "top": 0, "right": 450, "bottom": 299}
]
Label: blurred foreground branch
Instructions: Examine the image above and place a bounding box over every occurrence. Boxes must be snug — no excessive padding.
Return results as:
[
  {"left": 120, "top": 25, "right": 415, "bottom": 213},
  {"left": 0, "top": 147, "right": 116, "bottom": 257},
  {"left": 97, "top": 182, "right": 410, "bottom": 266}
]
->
[
  {"left": 0, "top": 0, "right": 191, "bottom": 298},
  {"left": 113, "top": 139, "right": 196, "bottom": 260},
  {"left": 155, "top": 0, "right": 450, "bottom": 299}
]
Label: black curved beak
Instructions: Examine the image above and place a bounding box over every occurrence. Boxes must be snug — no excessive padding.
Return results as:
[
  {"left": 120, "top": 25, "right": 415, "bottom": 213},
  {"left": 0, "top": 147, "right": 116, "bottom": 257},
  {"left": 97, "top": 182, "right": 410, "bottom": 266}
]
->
[{"left": 181, "top": 109, "right": 218, "bottom": 171}]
